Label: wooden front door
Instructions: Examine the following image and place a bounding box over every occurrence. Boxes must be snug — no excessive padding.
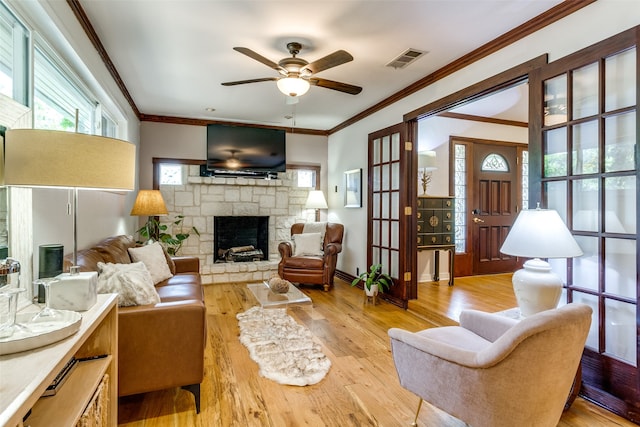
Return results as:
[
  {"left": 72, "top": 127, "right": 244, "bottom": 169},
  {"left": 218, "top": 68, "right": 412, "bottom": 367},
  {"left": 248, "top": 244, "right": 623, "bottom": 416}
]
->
[{"left": 471, "top": 142, "right": 519, "bottom": 274}]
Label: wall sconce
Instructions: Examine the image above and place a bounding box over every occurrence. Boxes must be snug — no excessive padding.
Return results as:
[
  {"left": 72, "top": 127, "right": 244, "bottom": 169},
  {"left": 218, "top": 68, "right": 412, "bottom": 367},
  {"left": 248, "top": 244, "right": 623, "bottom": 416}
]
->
[{"left": 418, "top": 150, "right": 437, "bottom": 195}]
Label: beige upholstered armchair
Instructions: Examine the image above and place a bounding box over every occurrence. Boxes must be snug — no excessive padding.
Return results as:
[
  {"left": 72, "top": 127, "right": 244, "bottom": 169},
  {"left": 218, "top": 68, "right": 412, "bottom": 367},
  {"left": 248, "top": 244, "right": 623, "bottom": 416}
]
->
[
  {"left": 389, "top": 304, "right": 592, "bottom": 427},
  {"left": 278, "top": 222, "right": 344, "bottom": 291}
]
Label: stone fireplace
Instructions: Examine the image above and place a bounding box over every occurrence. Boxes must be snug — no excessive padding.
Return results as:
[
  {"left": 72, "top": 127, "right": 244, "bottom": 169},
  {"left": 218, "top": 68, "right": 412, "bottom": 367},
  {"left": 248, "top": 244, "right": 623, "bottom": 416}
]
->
[
  {"left": 214, "top": 216, "right": 269, "bottom": 262},
  {"left": 158, "top": 165, "right": 315, "bottom": 284}
]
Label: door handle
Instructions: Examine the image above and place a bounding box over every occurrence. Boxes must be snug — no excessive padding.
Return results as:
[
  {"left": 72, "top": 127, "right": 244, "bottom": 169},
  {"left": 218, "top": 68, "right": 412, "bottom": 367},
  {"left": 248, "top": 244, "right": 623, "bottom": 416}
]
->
[{"left": 473, "top": 217, "right": 485, "bottom": 224}]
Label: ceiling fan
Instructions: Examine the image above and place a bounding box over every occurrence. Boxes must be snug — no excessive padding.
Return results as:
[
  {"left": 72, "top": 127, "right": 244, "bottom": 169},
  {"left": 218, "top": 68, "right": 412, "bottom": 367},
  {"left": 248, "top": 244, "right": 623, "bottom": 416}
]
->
[{"left": 221, "top": 42, "right": 362, "bottom": 97}]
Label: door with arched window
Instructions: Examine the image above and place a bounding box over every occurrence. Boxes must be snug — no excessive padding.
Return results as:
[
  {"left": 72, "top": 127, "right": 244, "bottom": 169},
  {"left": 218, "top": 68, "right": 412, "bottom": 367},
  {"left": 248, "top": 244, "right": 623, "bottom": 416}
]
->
[{"left": 471, "top": 142, "right": 520, "bottom": 274}]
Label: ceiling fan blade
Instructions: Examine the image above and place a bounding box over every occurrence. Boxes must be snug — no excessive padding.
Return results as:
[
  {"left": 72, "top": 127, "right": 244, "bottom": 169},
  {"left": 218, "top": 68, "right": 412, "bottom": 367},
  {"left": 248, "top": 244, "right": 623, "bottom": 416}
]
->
[
  {"left": 233, "top": 47, "right": 286, "bottom": 74},
  {"left": 302, "top": 50, "right": 353, "bottom": 75},
  {"left": 221, "top": 77, "right": 278, "bottom": 86},
  {"left": 309, "top": 78, "right": 362, "bottom": 95}
]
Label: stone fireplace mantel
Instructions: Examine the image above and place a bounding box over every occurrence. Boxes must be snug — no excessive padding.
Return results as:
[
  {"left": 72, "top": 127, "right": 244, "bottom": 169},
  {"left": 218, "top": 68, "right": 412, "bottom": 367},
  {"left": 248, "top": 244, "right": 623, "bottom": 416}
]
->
[{"left": 158, "top": 165, "right": 314, "bottom": 284}]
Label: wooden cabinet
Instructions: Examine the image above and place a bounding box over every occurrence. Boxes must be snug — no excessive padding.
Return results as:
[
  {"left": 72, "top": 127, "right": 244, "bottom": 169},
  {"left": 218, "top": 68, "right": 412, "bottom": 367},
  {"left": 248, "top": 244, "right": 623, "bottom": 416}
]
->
[
  {"left": 0, "top": 294, "right": 118, "bottom": 427},
  {"left": 417, "top": 196, "right": 455, "bottom": 286}
]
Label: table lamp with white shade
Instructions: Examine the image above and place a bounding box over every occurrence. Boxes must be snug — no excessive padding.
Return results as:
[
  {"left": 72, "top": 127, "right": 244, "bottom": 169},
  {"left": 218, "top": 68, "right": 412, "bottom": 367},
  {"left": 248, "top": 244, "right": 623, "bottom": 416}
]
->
[
  {"left": 305, "top": 190, "right": 328, "bottom": 221},
  {"left": 500, "top": 205, "right": 583, "bottom": 317},
  {"left": 418, "top": 150, "right": 437, "bottom": 195}
]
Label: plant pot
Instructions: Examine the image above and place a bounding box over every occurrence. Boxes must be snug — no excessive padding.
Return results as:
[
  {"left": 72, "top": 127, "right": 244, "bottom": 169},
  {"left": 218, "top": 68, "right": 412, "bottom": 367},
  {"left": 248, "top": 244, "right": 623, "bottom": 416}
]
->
[{"left": 364, "top": 284, "right": 378, "bottom": 297}]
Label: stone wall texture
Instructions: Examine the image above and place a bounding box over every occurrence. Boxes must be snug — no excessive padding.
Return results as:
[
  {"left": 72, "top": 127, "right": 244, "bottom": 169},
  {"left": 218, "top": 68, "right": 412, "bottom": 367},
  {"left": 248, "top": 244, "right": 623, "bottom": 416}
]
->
[{"left": 159, "top": 166, "right": 315, "bottom": 284}]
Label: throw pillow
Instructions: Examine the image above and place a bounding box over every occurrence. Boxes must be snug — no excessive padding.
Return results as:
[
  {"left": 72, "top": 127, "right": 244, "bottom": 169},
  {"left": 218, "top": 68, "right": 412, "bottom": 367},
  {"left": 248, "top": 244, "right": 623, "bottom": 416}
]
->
[
  {"left": 161, "top": 245, "right": 176, "bottom": 275},
  {"left": 128, "top": 242, "right": 173, "bottom": 285},
  {"left": 292, "top": 232, "right": 323, "bottom": 256},
  {"left": 96, "top": 261, "right": 160, "bottom": 307}
]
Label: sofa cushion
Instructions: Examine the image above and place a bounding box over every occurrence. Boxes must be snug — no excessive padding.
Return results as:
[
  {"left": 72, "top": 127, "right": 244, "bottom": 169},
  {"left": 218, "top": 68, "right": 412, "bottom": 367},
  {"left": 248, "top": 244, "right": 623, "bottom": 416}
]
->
[
  {"left": 282, "top": 255, "right": 324, "bottom": 269},
  {"left": 155, "top": 274, "right": 203, "bottom": 302},
  {"left": 97, "top": 261, "right": 161, "bottom": 307},
  {"left": 128, "top": 242, "right": 173, "bottom": 285}
]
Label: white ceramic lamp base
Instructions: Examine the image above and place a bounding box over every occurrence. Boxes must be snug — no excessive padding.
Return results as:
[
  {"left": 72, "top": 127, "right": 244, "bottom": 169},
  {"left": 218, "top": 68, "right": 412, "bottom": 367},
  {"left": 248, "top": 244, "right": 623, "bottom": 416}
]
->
[{"left": 512, "top": 258, "right": 562, "bottom": 317}]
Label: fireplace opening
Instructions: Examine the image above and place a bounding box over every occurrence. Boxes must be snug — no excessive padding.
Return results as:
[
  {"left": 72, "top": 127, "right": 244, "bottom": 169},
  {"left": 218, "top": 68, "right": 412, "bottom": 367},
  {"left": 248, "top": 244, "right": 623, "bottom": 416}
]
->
[{"left": 214, "top": 216, "right": 269, "bottom": 262}]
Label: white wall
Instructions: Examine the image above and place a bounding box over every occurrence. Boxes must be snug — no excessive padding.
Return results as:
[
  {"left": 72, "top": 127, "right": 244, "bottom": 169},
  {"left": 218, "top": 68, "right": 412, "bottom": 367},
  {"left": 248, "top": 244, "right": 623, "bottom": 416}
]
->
[{"left": 329, "top": 0, "right": 640, "bottom": 279}]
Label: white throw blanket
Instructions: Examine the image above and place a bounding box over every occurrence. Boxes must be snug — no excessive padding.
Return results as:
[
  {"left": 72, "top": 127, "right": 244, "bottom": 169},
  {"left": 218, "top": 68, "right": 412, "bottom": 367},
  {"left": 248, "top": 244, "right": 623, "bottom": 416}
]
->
[
  {"left": 302, "top": 221, "right": 327, "bottom": 245},
  {"left": 237, "top": 306, "right": 331, "bottom": 386}
]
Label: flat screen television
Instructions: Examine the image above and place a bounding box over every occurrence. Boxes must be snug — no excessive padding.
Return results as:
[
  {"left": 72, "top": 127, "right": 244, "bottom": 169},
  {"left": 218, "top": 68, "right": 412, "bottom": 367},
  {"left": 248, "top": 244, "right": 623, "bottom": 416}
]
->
[{"left": 205, "top": 124, "right": 286, "bottom": 177}]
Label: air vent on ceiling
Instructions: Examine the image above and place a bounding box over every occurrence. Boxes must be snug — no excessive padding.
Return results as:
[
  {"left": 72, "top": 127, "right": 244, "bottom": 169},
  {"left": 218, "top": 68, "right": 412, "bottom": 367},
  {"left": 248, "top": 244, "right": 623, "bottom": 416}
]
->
[{"left": 386, "top": 48, "right": 427, "bottom": 69}]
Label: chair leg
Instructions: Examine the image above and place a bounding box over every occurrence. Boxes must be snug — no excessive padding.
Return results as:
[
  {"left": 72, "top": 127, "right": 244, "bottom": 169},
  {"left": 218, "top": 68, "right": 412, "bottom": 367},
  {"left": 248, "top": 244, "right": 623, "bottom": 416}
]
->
[
  {"left": 411, "top": 398, "right": 423, "bottom": 426},
  {"left": 181, "top": 383, "right": 201, "bottom": 414}
]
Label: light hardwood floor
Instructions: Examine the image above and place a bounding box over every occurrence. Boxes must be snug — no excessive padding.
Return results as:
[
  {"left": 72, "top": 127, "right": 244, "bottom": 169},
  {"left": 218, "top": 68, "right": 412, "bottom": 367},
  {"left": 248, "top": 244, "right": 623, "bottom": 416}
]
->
[{"left": 118, "top": 275, "right": 636, "bottom": 426}]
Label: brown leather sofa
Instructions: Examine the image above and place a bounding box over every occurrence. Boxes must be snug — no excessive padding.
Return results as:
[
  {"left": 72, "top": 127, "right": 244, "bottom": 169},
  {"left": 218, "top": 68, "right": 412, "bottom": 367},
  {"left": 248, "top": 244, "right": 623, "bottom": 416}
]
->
[
  {"left": 64, "top": 235, "right": 205, "bottom": 413},
  {"left": 278, "top": 222, "right": 344, "bottom": 291}
]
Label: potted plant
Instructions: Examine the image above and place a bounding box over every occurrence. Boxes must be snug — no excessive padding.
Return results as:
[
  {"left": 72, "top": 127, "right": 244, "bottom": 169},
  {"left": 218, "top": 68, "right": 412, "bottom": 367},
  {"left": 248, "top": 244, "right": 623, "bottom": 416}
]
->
[
  {"left": 136, "top": 215, "right": 200, "bottom": 255},
  {"left": 351, "top": 263, "right": 394, "bottom": 297}
]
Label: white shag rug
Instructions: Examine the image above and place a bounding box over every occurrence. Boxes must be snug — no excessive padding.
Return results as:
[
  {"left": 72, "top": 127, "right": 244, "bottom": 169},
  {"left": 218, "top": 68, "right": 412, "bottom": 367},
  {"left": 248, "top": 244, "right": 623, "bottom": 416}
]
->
[{"left": 236, "top": 306, "right": 331, "bottom": 386}]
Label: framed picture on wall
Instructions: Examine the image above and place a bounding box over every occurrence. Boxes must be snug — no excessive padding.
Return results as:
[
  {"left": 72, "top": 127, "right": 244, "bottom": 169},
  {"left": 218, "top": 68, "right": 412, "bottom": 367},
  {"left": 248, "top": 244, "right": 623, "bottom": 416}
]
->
[{"left": 344, "top": 168, "right": 362, "bottom": 208}]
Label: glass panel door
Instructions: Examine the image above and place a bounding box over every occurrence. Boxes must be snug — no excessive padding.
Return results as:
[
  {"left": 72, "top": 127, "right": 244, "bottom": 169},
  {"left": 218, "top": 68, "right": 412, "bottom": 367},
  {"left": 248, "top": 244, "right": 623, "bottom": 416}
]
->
[
  {"left": 534, "top": 33, "right": 638, "bottom": 419},
  {"left": 368, "top": 123, "right": 409, "bottom": 306}
]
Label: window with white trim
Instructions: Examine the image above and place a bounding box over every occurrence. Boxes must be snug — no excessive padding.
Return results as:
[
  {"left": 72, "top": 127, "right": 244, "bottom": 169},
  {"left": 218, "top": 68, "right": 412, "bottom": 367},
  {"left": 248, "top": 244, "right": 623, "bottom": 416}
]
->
[
  {"left": 0, "top": 2, "right": 28, "bottom": 106},
  {"left": 34, "top": 40, "right": 96, "bottom": 132}
]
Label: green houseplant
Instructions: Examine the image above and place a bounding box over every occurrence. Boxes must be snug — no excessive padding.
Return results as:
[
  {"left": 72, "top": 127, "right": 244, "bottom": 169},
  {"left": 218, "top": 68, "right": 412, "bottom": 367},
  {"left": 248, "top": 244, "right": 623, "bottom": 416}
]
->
[
  {"left": 351, "top": 263, "right": 394, "bottom": 295},
  {"left": 136, "top": 215, "right": 200, "bottom": 256}
]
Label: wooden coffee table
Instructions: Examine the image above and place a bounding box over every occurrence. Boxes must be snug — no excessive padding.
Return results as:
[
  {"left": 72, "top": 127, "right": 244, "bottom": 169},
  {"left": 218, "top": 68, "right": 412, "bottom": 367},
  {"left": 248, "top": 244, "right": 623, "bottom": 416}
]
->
[{"left": 247, "top": 281, "right": 312, "bottom": 309}]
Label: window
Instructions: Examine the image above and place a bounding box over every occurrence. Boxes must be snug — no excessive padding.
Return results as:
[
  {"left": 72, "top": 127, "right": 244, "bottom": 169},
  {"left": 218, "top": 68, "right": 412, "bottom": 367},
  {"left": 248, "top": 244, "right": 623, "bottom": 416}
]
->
[
  {"left": 286, "top": 165, "right": 319, "bottom": 189},
  {"left": 481, "top": 153, "right": 509, "bottom": 172},
  {"left": 296, "top": 169, "right": 317, "bottom": 188},
  {"left": 0, "top": 2, "right": 28, "bottom": 105},
  {"left": 159, "top": 164, "right": 183, "bottom": 185},
  {"left": 34, "top": 40, "right": 96, "bottom": 132},
  {"left": 453, "top": 143, "right": 467, "bottom": 253},
  {"left": 521, "top": 150, "right": 529, "bottom": 209},
  {"left": 101, "top": 114, "right": 117, "bottom": 137}
]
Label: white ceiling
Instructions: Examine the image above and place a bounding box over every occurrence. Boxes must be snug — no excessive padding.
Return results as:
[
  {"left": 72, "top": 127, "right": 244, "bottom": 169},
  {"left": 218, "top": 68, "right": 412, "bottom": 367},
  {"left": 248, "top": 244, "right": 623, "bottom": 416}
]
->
[{"left": 79, "top": 0, "right": 559, "bottom": 131}]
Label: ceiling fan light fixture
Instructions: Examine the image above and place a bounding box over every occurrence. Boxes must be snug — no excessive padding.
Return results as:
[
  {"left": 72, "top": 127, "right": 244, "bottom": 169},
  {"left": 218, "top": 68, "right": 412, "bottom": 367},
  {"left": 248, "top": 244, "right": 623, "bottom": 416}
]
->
[{"left": 277, "top": 77, "right": 310, "bottom": 97}]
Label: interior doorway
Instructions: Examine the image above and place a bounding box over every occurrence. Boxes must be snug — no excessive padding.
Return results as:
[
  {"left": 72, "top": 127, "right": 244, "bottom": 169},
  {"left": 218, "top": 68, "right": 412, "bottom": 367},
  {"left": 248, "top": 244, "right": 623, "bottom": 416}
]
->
[{"left": 415, "top": 81, "right": 530, "bottom": 280}]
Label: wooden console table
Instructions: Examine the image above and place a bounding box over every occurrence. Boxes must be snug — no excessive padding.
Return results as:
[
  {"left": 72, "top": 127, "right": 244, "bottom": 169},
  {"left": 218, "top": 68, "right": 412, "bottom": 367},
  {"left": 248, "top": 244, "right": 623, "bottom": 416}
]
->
[{"left": 0, "top": 294, "right": 118, "bottom": 427}]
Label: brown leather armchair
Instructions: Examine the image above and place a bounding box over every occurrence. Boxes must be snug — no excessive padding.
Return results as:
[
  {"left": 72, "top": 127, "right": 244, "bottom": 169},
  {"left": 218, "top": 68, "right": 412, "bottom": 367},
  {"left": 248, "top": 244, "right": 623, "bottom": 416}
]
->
[{"left": 278, "top": 222, "right": 344, "bottom": 291}]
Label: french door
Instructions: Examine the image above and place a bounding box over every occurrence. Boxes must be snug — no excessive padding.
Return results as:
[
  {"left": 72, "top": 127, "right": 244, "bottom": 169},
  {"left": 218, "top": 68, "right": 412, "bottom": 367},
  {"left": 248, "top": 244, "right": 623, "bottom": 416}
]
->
[
  {"left": 530, "top": 27, "right": 639, "bottom": 422},
  {"left": 368, "top": 123, "right": 413, "bottom": 307}
]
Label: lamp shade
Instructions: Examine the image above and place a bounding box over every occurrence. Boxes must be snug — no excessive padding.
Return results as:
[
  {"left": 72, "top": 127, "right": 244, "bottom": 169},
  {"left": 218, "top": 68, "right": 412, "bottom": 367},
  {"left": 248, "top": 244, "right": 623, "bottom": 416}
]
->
[
  {"left": 500, "top": 208, "right": 583, "bottom": 259},
  {"left": 418, "top": 150, "right": 437, "bottom": 170},
  {"left": 4, "top": 129, "right": 135, "bottom": 190},
  {"left": 130, "top": 190, "right": 168, "bottom": 216},
  {"left": 305, "top": 190, "right": 328, "bottom": 209},
  {"left": 277, "top": 77, "right": 310, "bottom": 97}
]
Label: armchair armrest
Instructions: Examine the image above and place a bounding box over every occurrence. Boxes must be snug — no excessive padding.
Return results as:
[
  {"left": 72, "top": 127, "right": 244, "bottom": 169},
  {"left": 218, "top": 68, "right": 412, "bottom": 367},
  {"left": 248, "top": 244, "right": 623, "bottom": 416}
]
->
[
  {"left": 278, "top": 241, "right": 293, "bottom": 258},
  {"left": 389, "top": 327, "right": 481, "bottom": 368},
  {"left": 459, "top": 309, "right": 518, "bottom": 342},
  {"left": 325, "top": 242, "right": 342, "bottom": 255},
  {"left": 172, "top": 256, "right": 200, "bottom": 273}
]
